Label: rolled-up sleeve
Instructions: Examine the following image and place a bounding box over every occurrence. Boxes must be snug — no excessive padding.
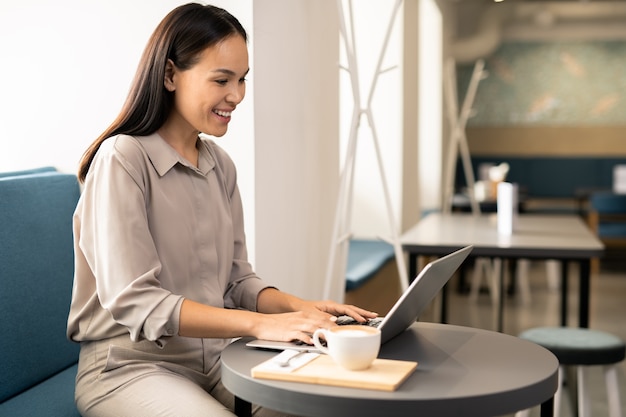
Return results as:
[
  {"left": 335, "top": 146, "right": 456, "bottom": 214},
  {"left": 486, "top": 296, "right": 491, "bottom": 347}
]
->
[{"left": 69, "top": 136, "right": 184, "bottom": 345}]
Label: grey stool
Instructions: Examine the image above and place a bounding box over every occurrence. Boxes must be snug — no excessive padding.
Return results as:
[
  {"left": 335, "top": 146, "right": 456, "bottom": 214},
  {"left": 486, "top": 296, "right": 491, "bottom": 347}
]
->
[{"left": 515, "top": 327, "right": 625, "bottom": 417}]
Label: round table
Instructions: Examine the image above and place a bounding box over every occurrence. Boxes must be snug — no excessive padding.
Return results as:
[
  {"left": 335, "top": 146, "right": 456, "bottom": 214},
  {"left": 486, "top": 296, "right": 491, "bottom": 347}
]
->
[{"left": 221, "top": 322, "right": 559, "bottom": 417}]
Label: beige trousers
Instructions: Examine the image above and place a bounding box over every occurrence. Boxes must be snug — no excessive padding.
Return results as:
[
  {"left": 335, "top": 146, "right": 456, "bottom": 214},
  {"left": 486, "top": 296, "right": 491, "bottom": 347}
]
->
[{"left": 75, "top": 334, "right": 296, "bottom": 417}]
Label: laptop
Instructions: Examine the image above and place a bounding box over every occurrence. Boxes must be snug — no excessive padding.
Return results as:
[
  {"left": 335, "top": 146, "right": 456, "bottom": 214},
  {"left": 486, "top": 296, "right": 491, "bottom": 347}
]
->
[{"left": 246, "top": 245, "right": 473, "bottom": 352}]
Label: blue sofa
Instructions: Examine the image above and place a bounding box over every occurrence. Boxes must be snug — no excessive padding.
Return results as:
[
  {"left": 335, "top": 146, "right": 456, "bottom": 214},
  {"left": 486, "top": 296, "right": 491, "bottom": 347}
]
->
[{"left": 0, "top": 168, "right": 82, "bottom": 416}]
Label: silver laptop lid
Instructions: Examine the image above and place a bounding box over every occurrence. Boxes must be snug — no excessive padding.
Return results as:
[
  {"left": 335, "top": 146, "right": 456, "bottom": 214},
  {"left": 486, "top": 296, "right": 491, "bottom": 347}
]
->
[{"left": 378, "top": 245, "right": 473, "bottom": 344}]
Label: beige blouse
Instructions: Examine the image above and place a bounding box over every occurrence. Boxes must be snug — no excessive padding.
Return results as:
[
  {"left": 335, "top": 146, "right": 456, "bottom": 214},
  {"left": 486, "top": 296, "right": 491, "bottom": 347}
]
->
[{"left": 67, "top": 133, "right": 270, "bottom": 351}]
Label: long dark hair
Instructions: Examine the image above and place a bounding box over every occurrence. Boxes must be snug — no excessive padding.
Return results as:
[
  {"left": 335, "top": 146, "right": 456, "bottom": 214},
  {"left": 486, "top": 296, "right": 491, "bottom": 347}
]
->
[{"left": 78, "top": 3, "right": 247, "bottom": 182}]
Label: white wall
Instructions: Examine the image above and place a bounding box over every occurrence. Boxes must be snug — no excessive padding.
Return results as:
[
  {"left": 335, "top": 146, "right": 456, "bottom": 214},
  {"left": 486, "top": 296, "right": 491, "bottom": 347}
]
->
[{"left": 1, "top": 0, "right": 185, "bottom": 174}]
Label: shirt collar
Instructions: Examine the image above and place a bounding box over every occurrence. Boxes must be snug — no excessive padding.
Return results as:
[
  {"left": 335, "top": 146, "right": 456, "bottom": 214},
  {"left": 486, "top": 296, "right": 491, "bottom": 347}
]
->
[{"left": 141, "top": 132, "right": 215, "bottom": 177}]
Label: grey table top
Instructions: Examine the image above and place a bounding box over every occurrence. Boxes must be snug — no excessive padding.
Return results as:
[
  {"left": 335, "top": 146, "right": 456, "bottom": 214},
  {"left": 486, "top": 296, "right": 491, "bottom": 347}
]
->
[
  {"left": 401, "top": 213, "right": 604, "bottom": 259},
  {"left": 221, "top": 322, "right": 559, "bottom": 417}
]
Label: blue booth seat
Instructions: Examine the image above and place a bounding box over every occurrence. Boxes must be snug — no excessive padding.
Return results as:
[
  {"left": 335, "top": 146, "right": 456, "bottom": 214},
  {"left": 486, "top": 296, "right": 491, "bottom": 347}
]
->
[
  {"left": 345, "top": 239, "right": 395, "bottom": 291},
  {"left": 343, "top": 239, "right": 401, "bottom": 315},
  {"left": 0, "top": 169, "right": 81, "bottom": 416}
]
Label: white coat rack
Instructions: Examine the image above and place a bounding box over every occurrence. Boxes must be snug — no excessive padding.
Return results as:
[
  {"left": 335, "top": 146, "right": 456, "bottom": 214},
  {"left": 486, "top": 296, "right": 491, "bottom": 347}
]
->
[
  {"left": 443, "top": 58, "right": 518, "bottom": 318},
  {"left": 442, "top": 58, "right": 487, "bottom": 214},
  {"left": 323, "top": 0, "right": 408, "bottom": 301}
]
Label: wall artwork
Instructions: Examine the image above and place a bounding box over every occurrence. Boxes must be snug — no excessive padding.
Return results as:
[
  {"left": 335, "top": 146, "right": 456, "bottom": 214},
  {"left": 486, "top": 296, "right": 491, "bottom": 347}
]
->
[{"left": 457, "top": 41, "right": 626, "bottom": 126}]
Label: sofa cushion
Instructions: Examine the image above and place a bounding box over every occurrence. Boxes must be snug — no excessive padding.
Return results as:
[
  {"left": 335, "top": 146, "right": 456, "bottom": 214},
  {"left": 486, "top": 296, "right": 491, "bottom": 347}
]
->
[
  {"left": 345, "top": 239, "right": 395, "bottom": 291},
  {"left": 0, "top": 172, "right": 81, "bottom": 402},
  {"left": 0, "top": 364, "right": 80, "bottom": 416}
]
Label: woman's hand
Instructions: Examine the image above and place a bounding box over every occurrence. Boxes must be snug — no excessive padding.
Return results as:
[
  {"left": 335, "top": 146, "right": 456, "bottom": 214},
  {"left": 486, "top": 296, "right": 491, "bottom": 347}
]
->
[
  {"left": 258, "top": 288, "right": 377, "bottom": 320},
  {"left": 252, "top": 310, "right": 338, "bottom": 345},
  {"left": 298, "top": 299, "right": 378, "bottom": 324},
  {"left": 255, "top": 288, "right": 378, "bottom": 344}
]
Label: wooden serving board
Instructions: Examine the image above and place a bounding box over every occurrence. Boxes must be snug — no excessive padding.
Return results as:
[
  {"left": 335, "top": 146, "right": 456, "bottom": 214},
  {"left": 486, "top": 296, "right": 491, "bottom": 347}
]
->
[{"left": 251, "top": 354, "right": 417, "bottom": 391}]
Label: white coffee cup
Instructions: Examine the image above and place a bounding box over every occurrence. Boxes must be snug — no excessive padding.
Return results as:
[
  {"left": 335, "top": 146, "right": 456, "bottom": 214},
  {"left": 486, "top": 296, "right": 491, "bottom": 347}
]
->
[{"left": 312, "top": 325, "right": 381, "bottom": 371}]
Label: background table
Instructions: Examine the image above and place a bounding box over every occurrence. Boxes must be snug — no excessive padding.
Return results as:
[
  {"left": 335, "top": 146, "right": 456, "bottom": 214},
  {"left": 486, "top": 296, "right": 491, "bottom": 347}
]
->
[
  {"left": 221, "top": 322, "right": 558, "bottom": 417},
  {"left": 400, "top": 213, "right": 605, "bottom": 330}
]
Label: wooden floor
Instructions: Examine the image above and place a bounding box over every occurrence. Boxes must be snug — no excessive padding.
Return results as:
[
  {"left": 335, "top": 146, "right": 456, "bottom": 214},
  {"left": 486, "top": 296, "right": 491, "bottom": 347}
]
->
[{"left": 418, "top": 255, "right": 626, "bottom": 417}]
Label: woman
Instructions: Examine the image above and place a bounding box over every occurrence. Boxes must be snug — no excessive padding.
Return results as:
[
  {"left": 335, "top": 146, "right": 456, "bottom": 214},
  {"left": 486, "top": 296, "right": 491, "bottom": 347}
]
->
[{"left": 67, "top": 4, "right": 376, "bottom": 416}]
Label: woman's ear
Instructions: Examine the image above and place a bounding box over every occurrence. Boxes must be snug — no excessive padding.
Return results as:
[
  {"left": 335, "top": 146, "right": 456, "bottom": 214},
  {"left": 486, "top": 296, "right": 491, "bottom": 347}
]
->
[{"left": 164, "top": 59, "right": 176, "bottom": 92}]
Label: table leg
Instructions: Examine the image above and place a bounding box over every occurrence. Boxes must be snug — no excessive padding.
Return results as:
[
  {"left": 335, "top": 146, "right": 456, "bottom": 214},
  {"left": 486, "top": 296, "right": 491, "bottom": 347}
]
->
[
  {"left": 235, "top": 396, "right": 252, "bottom": 417},
  {"left": 409, "top": 253, "right": 418, "bottom": 280},
  {"left": 497, "top": 257, "right": 505, "bottom": 333},
  {"left": 441, "top": 284, "right": 448, "bottom": 324},
  {"left": 540, "top": 396, "right": 554, "bottom": 417},
  {"left": 560, "top": 260, "right": 568, "bottom": 327},
  {"left": 579, "top": 259, "right": 590, "bottom": 328}
]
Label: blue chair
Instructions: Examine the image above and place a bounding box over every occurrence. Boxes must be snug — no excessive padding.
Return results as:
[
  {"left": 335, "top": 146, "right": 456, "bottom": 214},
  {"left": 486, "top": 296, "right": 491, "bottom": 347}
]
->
[{"left": 588, "top": 192, "right": 626, "bottom": 273}]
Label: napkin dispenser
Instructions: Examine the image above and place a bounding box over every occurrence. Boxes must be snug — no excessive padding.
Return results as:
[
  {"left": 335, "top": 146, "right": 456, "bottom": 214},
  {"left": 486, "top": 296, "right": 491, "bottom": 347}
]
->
[{"left": 497, "top": 182, "right": 518, "bottom": 235}]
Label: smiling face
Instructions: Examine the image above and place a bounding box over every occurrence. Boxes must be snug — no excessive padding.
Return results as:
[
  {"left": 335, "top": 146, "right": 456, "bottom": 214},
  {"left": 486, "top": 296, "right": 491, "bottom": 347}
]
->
[{"left": 164, "top": 34, "right": 249, "bottom": 139}]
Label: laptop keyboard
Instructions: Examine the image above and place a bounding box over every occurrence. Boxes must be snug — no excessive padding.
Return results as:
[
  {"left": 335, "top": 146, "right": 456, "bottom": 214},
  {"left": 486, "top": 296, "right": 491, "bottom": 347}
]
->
[
  {"left": 336, "top": 315, "right": 383, "bottom": 327},
  {"left": 293, "top": 316, "right": 383, "bottom": 347}
]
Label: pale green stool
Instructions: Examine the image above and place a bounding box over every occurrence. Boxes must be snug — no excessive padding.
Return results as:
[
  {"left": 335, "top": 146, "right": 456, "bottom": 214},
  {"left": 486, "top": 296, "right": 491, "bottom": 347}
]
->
[{"left": 516, "top": 327, "right": 625, "bottom": 417}]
